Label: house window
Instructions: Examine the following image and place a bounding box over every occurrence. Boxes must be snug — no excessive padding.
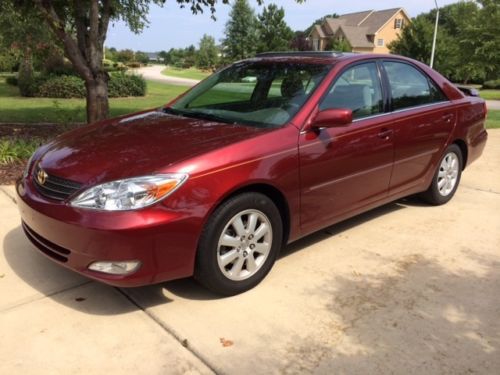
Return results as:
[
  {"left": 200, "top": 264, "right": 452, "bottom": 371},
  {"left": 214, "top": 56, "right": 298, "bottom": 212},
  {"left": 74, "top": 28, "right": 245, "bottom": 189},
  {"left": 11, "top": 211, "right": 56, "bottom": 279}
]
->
[
  {"left": 377, "top": 39, "right": 384, "bottom": 47},
  {"left": 394, "top": 18, "right": 403, "bottom": 29}
]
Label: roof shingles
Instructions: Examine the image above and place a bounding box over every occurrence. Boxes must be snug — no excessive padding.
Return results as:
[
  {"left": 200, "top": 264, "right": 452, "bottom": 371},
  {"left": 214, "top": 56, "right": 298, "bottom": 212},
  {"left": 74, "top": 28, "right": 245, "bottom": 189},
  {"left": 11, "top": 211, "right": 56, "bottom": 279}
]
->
[{"left": 311, "top": 8, "right": 404, "bottom": 49}]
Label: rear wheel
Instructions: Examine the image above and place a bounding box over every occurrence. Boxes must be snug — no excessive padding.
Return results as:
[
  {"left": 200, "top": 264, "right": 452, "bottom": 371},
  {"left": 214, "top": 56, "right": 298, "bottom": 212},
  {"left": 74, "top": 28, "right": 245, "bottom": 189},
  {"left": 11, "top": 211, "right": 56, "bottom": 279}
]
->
[
  {"left": 195, "top": 192, "right": 283, "bottom": 296},
  {"left": 420, "top": 144, "right": 463, "bottom": 205}
]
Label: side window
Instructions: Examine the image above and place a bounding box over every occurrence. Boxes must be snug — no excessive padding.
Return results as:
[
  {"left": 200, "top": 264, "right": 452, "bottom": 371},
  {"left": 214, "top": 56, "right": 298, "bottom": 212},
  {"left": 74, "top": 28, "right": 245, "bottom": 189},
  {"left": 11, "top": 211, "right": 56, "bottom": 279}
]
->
[
  {"left": 319, "top": 62, "right": 383, "bottom": 120},
  {"left": 383, "top": 61, "right": 447, "bottom": 111}
]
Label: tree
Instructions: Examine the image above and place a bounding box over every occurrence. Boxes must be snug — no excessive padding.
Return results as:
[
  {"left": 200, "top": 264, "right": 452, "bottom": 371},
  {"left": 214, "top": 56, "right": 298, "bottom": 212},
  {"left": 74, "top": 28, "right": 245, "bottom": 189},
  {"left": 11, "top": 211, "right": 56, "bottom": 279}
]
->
[
  {"left": 115, "top": 49, "right": 135, "bottom": 63},
  {"left": 196, "top": 34, "right": 219, "bottom": 70},
  {"left": 256, "top": 4, "right": 294, "bottom": 53},
  {"left": 6, "top": 0, "right": 305, "bottom": 123},
  {"left": 303, "top": 13, "right": 339, "bottom": 36},
  {"left": 0, "top": 3, "right": 55, "bottom": 73},
  {"left": 223, "top": 0, "right": 258, "bottom": 61},
  {"left": 135, "top": 51, "right": 151, "bottom": 65},
  {"left": 389, "top": 1, "right": 500, "bottom": 83},
  {"left": 290, "top": 31, "right": 312, "bottom": 51}
]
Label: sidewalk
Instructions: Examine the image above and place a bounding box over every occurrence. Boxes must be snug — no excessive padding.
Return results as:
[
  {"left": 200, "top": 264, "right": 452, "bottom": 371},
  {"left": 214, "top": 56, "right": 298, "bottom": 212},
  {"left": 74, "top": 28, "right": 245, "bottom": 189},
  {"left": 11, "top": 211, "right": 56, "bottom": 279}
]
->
[
  {"left": 486, "top": 100, "right": 500, "bottom": 110},
  {"left": 0, "top": 186, "right": 213, "bottom": 375}
]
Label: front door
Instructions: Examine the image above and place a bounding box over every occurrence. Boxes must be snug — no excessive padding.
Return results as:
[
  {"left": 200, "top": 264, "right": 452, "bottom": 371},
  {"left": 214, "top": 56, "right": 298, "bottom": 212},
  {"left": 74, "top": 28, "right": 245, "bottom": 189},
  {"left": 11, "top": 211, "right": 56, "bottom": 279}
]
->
[{"left": 299, "top": 62, "right": 394, "bottom": 232}]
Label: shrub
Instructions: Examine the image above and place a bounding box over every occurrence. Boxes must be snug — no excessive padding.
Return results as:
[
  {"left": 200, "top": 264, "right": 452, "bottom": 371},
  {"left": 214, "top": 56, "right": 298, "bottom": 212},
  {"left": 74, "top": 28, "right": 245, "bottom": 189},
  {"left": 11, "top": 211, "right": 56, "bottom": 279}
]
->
[
  {"left": 38, "top": 75, "right": 86, "bottom": 98},
  {"left": 108, "top": 73, "right": 146, "bottom": 97},
  {"left": 483, "top": 80, "right": 500, "bottom": 90},
  {"left": 20, "top": 72, "right": 146, "bottom": 98},
  {"left": 126, "top": 61, "right": 141, "bottom": 69},
  {"left": 5, "top": 75, "right": 18, "bottom": 86},
  {"left": 0, "top": 137, "right": 43, "bottom": 165}
]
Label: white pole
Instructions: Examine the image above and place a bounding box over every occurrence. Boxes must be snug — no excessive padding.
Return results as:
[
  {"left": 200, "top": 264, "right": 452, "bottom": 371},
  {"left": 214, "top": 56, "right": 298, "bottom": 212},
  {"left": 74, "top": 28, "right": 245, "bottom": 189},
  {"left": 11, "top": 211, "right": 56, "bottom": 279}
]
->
[{"left": 430, "top": 0, "right": 439, "bottom": 68}]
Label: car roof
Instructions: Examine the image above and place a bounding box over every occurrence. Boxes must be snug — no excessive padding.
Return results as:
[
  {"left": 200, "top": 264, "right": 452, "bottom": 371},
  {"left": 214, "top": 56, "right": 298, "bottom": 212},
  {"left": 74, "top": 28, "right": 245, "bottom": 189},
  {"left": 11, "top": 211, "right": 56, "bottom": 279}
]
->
[{"left": 250, "top": 51, "right": 371, "bottom": 65}]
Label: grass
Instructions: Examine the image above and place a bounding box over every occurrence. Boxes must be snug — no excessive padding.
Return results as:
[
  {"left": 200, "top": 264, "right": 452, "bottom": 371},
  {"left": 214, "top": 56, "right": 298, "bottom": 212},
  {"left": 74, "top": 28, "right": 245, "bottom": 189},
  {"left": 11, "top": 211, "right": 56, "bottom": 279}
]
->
[
  {"left": 486, "top": 109, "right": 500, "bottom": 129},
  {"left": 161, "top": 67, "right": 210, "bottom": 81},
  {"left": 0, "top": 78, "right": 188, "bottom": 123},
  {"left": 480, "top": 90, "right": 500, "bottom": 100}
]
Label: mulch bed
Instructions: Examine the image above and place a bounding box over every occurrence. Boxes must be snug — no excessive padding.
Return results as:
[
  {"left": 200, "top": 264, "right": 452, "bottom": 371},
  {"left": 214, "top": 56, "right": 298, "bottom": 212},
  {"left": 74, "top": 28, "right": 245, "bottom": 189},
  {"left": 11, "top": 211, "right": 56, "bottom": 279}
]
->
[{"left": 0, "top": 123, "right": 83, "bottom": 185}]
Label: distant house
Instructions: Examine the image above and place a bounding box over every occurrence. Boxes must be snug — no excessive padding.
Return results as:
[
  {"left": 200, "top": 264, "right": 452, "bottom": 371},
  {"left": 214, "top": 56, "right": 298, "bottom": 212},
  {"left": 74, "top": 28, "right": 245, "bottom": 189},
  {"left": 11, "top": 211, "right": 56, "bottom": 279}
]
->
[
  {"left": 145, "top": 52, "right": 163, "bottom": 62},
  {"left": 309, "top": 8, "right": 411, "bottom": 54}
]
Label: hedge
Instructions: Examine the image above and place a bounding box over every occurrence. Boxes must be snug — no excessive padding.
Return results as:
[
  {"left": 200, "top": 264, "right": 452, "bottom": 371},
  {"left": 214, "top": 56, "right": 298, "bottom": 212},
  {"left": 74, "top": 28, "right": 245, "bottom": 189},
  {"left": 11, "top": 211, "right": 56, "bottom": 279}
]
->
[
  {"left": 21, "top": 72, "right": 146, "bottom": 98},
  {"left": 483, "top": 80, "right": 500, "bottom": 90}
]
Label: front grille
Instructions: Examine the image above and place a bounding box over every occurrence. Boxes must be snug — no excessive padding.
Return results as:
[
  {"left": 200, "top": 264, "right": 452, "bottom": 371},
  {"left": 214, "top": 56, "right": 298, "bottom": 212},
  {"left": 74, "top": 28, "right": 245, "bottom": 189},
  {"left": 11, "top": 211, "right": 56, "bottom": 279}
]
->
[
  {"left": 33, "top": 166, "right": 82, "bottom": 201},
  {"left": 22, "top": 222, "right": 71, "bottom": 263}
]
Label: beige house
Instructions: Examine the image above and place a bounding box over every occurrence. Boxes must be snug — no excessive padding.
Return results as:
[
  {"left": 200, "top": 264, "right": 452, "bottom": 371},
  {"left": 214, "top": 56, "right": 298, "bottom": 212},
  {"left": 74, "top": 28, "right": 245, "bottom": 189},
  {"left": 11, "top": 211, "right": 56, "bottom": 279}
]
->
[{"left": 309, "top": 8, "right": 411, "bottom": 54}]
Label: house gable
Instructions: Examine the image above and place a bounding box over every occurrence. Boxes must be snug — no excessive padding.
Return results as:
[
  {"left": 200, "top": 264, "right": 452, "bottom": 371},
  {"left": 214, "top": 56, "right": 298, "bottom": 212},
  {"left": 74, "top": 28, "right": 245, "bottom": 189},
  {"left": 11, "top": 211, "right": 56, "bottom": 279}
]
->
[{"left": 310, "top": 7, "right": 411, "bottom": 54}]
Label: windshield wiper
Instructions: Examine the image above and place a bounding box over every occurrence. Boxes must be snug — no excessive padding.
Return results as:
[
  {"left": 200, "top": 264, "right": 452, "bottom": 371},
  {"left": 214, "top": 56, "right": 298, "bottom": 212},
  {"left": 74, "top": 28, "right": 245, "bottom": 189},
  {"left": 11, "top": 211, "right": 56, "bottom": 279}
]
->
[{"left": 165, "top": 108, "right": 236, "bottom": 125}]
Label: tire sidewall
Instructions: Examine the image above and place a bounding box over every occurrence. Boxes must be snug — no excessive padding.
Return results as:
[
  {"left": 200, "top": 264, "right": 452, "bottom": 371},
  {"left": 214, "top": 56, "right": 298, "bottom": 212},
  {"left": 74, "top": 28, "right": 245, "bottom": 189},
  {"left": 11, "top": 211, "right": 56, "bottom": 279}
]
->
[
  {"left": 195, "top": 192, "right": 283, "bottom": 295},
  {"left": 428, "top": 144, "right": 463, "bottom": 205}
]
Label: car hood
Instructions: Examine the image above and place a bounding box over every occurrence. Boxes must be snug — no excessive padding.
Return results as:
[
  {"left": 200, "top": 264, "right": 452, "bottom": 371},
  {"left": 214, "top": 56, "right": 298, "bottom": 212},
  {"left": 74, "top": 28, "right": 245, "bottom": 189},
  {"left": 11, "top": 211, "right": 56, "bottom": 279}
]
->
[{"left": 37, "top": 110, "right": 269, "bottom": 185}]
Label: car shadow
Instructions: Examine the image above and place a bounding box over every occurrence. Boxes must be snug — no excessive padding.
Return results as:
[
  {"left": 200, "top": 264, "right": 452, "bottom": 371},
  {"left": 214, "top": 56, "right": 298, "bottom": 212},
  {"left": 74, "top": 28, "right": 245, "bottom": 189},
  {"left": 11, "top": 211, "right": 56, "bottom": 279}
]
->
[{"left": 4, "top": 197, "right": 418, "bottom": 313}]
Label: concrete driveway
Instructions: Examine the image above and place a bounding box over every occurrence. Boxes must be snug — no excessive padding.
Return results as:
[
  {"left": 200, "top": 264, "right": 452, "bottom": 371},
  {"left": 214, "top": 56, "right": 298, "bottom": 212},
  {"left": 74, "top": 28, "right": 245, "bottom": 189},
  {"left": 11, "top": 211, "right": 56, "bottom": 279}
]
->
[{"left": 1, "top": 131, "right": 499, "bottom": 374}]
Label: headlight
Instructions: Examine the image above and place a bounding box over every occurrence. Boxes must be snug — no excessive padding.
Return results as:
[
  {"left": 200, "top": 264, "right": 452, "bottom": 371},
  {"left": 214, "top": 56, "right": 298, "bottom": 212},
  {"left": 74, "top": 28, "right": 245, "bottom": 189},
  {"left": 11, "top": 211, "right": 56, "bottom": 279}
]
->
[{"left": 70, "top": 174, "right": 188, "bottom": 211}]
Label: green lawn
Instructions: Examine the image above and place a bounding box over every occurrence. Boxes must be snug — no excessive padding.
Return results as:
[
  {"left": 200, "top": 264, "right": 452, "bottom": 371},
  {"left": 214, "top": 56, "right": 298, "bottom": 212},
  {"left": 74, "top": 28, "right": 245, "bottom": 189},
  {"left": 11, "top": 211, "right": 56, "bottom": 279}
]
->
[
  {"left": 480, "top": 90, "right": 500, "bottom": 100},
  {"left": 486, "top": 109, "right": 500, "bottom": 129},
  {"left": 0, "top": 78, "right": 188, "bottom": 123},
  {"left": 161, "top": 67, "right": 210, "bottom": 81}
]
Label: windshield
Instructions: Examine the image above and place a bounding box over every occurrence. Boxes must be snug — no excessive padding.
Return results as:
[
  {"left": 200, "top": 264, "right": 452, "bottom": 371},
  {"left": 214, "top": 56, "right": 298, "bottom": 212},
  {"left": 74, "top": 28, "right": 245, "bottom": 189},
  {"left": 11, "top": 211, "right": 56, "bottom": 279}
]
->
[{"left": 169, "top": 61, "right": 332, "bottom": 127}]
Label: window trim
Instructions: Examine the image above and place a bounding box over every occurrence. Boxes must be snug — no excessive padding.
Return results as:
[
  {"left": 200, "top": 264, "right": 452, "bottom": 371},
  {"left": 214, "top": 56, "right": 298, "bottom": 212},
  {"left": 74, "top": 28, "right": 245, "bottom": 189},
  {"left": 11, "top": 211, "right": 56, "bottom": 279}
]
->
[{"left": 377, "top": 38, "right": 385, "bottom": 47}]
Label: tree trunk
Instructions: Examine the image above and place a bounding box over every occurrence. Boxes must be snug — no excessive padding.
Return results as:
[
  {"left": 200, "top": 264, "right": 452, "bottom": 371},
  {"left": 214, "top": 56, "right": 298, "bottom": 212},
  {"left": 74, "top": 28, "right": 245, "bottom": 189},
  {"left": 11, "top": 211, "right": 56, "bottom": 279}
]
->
[{"left": 85, "top": 73, "right": 109, "bottom": 124}]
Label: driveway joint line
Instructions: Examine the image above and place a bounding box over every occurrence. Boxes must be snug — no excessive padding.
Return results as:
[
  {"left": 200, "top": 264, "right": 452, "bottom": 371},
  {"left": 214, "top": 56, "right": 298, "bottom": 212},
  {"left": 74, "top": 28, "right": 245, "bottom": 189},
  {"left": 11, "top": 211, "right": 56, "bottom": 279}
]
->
[
  {"left": 116, "top": 287, "right": 219, "bottom": 375},
  {"left": 462, "top": 185, "right": 500, "bottom": 195},
  {"left": 0, "top": 186, "right": 16, "bottom": 204},
  {"left": 0, "top": 280, "right": 93, "bottom": 313}
]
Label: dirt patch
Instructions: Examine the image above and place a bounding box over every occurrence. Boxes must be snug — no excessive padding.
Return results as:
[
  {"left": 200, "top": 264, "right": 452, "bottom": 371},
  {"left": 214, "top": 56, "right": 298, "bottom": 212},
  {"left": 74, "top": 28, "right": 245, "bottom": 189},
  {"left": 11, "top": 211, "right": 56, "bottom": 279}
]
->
[{"left": 0, "top": 123, "right": 82, "bottom": 185}]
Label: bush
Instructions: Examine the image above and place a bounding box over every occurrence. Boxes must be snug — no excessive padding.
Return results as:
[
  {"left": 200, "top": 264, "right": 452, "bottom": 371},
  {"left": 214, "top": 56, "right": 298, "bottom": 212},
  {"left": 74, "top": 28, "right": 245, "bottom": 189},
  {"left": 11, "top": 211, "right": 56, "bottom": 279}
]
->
[
  {"left": 5, "top": 75, "right": 18, "bottom": 86},
  {"left": 19, "top": 72, "right": 146, "bottom": 98},
  {"left": 108, "top": 73, "right": 146, "bottom": 97},
  {"left": 38, "top": 75, "right": 86, "bottom": 98},
  {"left": 126, "top": 61, "right": 141, "bottom": 69},
  {"left": 483, "top": 80, "right": 500, "bottom": 90},
  {"left": 0, "top": 137, "right": 43, "bottom": 165}
]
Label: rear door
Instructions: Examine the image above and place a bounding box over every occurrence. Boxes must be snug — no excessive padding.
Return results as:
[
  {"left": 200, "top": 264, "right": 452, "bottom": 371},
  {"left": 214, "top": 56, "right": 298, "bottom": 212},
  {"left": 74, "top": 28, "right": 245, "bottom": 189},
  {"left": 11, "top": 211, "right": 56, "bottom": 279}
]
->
[
  {"left": 382, "top": 60, "right": 455, "bottom": 195},
  {"left": 299, "top": 61, "right": 394, "bottom": 231}
]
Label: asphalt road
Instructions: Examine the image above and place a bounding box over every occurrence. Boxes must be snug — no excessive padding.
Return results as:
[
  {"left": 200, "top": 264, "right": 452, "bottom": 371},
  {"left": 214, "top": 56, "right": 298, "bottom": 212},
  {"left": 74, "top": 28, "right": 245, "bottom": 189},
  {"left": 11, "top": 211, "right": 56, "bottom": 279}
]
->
[{"left": 1, "top": 131, "right": 499, "bottom": 374}]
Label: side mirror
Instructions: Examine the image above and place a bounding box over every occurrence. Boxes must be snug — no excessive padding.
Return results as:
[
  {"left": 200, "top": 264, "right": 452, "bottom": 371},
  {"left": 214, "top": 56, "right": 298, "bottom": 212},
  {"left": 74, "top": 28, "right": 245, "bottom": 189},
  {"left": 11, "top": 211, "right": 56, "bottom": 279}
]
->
[{"left": 312, "top": 108, "right": 353, "bottom": 128}]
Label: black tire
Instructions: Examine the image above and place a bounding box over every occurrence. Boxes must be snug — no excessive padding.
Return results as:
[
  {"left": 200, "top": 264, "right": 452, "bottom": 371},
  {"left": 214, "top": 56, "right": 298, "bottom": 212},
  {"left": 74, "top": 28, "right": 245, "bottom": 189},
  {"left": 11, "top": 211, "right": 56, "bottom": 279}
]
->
[
  {"left": 420, "top": 144, "right": 463, "bottom": 205},
  {"left": 195, "top": 192, "right": 283, "bottom": 296}
]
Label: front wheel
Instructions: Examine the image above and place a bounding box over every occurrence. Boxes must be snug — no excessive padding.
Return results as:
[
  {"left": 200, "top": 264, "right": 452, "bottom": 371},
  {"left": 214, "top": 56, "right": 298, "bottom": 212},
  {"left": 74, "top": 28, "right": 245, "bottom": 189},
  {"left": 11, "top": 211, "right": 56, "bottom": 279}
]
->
[
  {"left": 195, "top": 192, "right": 283, "bottom": 296},
  {"left": 420, "top": 144, "right": 463, "bottom": 205}
]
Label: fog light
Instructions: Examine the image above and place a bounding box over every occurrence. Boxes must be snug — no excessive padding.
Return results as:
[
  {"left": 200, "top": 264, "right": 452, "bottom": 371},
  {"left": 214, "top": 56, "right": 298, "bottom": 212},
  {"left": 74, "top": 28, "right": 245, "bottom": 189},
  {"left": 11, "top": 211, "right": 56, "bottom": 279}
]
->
[{"left": 88, "top": 261, "right": 141, "bottom": 275}]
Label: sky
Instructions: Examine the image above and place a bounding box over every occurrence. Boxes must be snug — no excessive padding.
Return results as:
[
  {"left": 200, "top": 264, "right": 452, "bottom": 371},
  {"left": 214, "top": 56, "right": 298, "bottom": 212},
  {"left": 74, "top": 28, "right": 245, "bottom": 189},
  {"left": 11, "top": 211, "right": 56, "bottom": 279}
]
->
[{"left": 106, "top": 0, "right": 462, "bottom": 51}]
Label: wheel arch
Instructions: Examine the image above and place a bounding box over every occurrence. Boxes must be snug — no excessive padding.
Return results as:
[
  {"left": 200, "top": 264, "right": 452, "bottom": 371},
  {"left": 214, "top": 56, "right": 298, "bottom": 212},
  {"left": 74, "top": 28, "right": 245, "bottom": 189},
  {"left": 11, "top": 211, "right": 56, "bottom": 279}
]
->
[
  {"left": 208, "top": 183, "right": 291, "bottom": 246},
  {"left": 452, "top": 139, "right": 468, "bottom": 170}
]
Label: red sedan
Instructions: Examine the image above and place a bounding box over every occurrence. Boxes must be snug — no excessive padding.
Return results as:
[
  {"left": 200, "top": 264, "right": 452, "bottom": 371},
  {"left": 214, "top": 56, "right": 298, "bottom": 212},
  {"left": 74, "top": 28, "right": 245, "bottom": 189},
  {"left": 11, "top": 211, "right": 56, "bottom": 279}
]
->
[{"left": 16, "top": 52, "right": 487, "bottom": 295}]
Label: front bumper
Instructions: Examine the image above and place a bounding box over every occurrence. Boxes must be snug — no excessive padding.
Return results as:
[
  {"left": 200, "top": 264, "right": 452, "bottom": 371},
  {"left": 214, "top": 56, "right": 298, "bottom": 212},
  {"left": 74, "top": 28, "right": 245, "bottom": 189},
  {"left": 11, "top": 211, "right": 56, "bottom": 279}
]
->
[{"left": 16, "top": 178, "right": 199, "bottom": 287}]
